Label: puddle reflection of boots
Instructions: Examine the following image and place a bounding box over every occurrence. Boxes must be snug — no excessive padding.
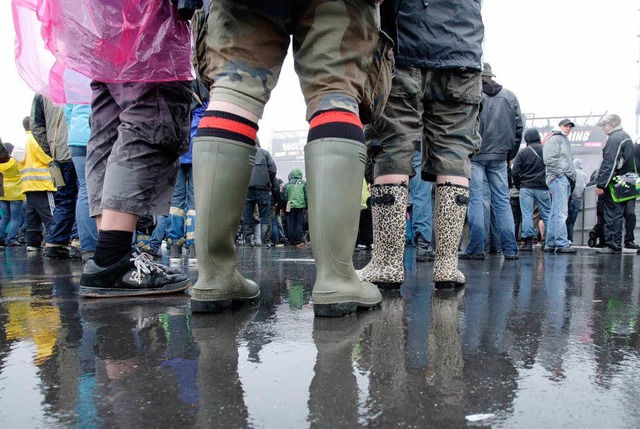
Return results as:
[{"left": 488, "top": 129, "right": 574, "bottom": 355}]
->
[
  {"left": 308, "top": 313, "right": 376, "bottom": 427},
  {"left": 428, "top": 290, "right": 465, "bottom": 404},
  {"left": 192, "top": 308, "right": 258, "bottom": 427}
]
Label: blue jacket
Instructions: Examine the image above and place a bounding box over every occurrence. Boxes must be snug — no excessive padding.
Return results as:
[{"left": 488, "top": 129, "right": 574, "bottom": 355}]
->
[
  {"left": 381, "top": 0, "right": 484, "bottom": 70},
  {"left": 63, "top": 104, "right": 91, "bottom": 147}
]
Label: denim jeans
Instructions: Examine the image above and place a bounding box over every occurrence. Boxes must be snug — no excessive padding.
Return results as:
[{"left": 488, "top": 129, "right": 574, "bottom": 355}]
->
[
  {"left": 466, "top": 160, "right": 518, "bottom": 255},
  {"left": 546, "top": 175, "right": 571, "bottom": 249},
  {"left": 0, "top": 200, "right": 24, "bottom": 243},
  {"left": 167, "top": 164, "right": 195, "bottom": 246},
  {"left": 566, "top": 197, "right": 582, "bottom": 242},
  {"left": 484, "top": 178, "right": 501, "bottom": 252},
  {"left": 242, "top": 189, "right": 271, "bottom": 237},
  {"left": 410, "top": 149, "right": 433, "bottom": 243},
  {"left": 148, "top": 215, "right": 170, "bottom": 251},
  {"left": 271, "top": 209, "right": 286, "bottom": 244},
  {"left": 70, "top": 147, "right": 98, "bottom": 251},
  {"left": 519, "top": 188, "right": 551, "bottom": 239},
  {"left": 47, "top": 161, "right": 78, "bottom": 245}
]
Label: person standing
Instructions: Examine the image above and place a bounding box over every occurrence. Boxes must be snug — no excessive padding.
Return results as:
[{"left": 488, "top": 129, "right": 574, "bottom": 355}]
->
[
  {"left": 511, "top": 128, "right": 551, "bottom": 251},
  {"left": 358, "top": 0, "right": 484, "bottom": 290},
  {"left": 283, "top": 168, "right": 308, "bottom": 248},
  {"left": 462, "top": 63, "right": 522, "bottom": 261},
  {"left": 543, "top": 119, "right": 577, "bottom": 254},
  {"left": 31, "top": 94, "right": 79, "bottom": 259},
  {"left": 0, "top": 142, "right": 26, "bottom": 247},
  {"left": 594, "top": 114, "right": 635, "bottom": 254},
  {"left": 191, "top": 0, "right": 384, "bottom": 316},
  {"left": 566, "top": 158, "right": 588, "bottom": 243},
  {"left": 241, "top": 143, "right": 277, "bottom": 248}
]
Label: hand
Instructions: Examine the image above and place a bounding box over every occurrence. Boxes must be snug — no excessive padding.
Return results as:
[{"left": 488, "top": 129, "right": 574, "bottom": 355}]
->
[{"left": 595, "top": 188, "right": 604, "bottom": 196}]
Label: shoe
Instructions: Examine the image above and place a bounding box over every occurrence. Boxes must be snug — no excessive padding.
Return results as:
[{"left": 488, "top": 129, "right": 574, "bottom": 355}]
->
[
  {"left": 6, "top": 241, "right": 21, "bottom": 247},
  {"left": 79, "top": 249, "right": 190, "bottom": 298},
  {"left": 596, "top": 246, "right": 621, "bottom": 254},
  {"left": 296, "top": 242, "right": 306, "bottom": 249},
  {"left": 504, "top": 253, "right": 519, "bottom": 260},
  {"left": 69, "top": 247, "right": 82, "bottom": 260},
  {"left": 0, "top": 240, "right": 5, "bottom": 248},
  {"left": 26, "top": 245, "right": 43, "bottom": 252},
  {"left": 543, "top": 246, "right": 556, "bottom": 253},
  {"left": 458, "top": 251, "right": 485, "bottom": 260},
  {"left": 587, "top": 230, "right": 597, "bottom": 248},
  {"left": 187, "top": 244, "right": 197, "bottom": 268},
  {"left": 356, "top": 183, "right": 408, "bottom": 289},
  {"left": 306, "top": 139, "right": 382, "bottom": 316},
  {"left": 519, "top": 238, "right": 533, "bottom": 252},
  {"left": 556, "top": 245, "right": 577, "bottom": 254},
  {"left": 624, "top": 242, "right": 640, "bottom": 250},
  {"left": 190, "top": 137, "right": 260, "bottom": 313},
  {"left": 416, "top": 235, "right": 435, "bottom": 262},
  {"left": 275, "top": 243, "right": 285, "bottom": 248},
  {"left": 433, "top": 184, "right": 469, "bottom": 289},
  {"left": 137, "top": 243, "right": 161, "bottom": 258}
]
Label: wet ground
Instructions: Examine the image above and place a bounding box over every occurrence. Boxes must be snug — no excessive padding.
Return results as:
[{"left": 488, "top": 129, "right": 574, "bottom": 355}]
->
[{"left": 0, "top": 244, "right": 639, "bottom": 428}]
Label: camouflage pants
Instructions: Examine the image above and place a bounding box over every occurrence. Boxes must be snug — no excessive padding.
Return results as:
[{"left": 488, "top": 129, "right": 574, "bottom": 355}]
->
[
  {"left": 366, "top": 66, "right": 482, "bottom": 181},
  {"left": 203, "top": 0, "right": 380, "bottom": 120},
  {"left": 87, "top": 81, "right": 192, "bottom": 217}
]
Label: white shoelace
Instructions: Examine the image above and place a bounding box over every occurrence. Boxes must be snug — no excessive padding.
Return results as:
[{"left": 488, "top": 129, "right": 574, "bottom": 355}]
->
[{"left": 129, "top": 252, "right": 157, "bottom": 285}]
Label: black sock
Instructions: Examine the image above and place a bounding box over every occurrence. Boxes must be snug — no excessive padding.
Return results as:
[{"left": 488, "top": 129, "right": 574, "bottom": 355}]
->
[{"left": 93, "top": 230, "right": 134, "bottom": 267}]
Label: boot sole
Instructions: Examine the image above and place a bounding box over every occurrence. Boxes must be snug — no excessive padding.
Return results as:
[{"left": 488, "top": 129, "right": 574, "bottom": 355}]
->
[
  {"left": 79, "top": 280, "right": 191, "bottom": 298},
  {"left": 190, "top": 293, "right": 260, "bottom": 314},
  {"left": 314, "top": 301, "right": 380, "bottom": 317},
  {"left": 434, "top": 281, "right": 465, "bottom": 290}
]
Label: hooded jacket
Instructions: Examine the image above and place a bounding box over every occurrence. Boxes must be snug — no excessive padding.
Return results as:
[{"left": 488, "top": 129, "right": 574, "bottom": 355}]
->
[
  {"left": 595, "top": 126, "right": 634, "bottom": 189},
  {"left": 284, "top": 168, "right": 307, "bottom": 209},
  {"left": 572, "top": 159, "right": 589, "bottom": 199},
  {"left": 475, "top": 79, "right": 523, "bottom": 161},
  {"left": 542, "top": 130, "right": 576, "bottom": 186},
  {"left": 511, "top": 130, "right": 547, "bottom": 190},
  {"left": 380, "top": 0, "right": 483, "bottom": 70}
]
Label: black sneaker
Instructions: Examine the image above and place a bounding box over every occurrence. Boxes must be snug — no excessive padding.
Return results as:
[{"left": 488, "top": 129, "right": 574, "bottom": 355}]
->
[
  {"left": 44, "top": 245, "right": 71, "bottom": 259},
  {"left": 624, "top": 241, "right": 640, "bottom": 250},
  {"left": 556, "top": 245, "right": 577, "bottom": 254},
  {"left": 458, "top": 251, "right": 485, "bottom": 260},
  {"left": 79, "top": 250, "right": 191, "bottom": 298}
]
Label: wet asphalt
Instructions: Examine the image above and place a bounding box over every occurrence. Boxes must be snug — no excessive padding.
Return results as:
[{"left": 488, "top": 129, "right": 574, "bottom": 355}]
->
[{"left": 0, "top": 244, "right": 639, "bottom": 428}]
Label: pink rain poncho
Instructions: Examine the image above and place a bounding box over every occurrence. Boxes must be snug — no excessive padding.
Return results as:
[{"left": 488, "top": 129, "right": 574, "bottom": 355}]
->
[{"left": 12, "top": 0, "right": 194, "bottom": 104}]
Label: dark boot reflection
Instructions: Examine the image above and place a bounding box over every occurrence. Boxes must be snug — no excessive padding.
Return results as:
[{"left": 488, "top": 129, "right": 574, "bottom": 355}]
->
[
  {"left": 308, "top": 311, "right": 376, "bottom": 428},
  {"left": 191, "top": 307, "right": 257, "bottom": 428}
]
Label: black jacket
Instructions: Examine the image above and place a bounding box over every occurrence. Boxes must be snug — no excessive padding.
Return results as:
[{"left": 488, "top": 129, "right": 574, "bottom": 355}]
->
[
  {"left": 596, "top": 127, "right": 634, "bottom": 189},
  {"left": 380, "top": 0, "right": 483, "bottom": 70},
  {"left": 248, "top": 148, "right": 277, "bottom": 191},
  {"left": 475, "top": 80, "right": 523, "bottom": 161},
  {"left": 511, "top": 142, "right": 548, "bottom": 190}
]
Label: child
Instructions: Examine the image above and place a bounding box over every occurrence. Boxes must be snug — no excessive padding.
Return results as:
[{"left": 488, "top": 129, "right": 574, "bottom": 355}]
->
[{"left": 16, "top": 116, "right": 56, "bottom": 250}]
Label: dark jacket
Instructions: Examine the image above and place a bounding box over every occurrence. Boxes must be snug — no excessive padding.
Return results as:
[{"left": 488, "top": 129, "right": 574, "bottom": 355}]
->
[
  {"left": 249, "top": 148, "right": 277, "bottom": 191},
  {"left": 595, "top": 127, "right": 634, "bottom": 189},
  {"left": 475, "top": 80, "right": 523, "bottom": 161},
  {"left": 380, "top": 0, "right": 483, "bottom": 70},
  {"left": 31, "top": 94, "right": 70, "bottom": 162},
  {"left": 511, "top": 140, "right": 548, "bottom": 190}
]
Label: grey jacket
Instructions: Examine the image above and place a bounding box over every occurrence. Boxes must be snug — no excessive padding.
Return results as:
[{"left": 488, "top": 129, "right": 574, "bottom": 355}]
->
[
  {"left": 475, "top": 83, "right": 523, "bottom": 161},
  {"left": 542, "top": 130, "right": 576, "bottom": 186},
  {"left": 31, "top": 94, "right": 70, "bottom": 162}
]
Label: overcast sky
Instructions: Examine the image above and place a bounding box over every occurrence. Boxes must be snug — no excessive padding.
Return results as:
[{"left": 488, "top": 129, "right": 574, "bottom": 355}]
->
[{"left": 1, "top": 0, "right": 639, "bottom": 149}]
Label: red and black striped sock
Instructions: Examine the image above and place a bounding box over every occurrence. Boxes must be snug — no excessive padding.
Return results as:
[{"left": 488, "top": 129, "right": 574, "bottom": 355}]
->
[
  {"left": 196, "top": 111, "right": 259, "bottom": 146},
  {"left": 307, "top": 109, "right": 365, "bottom": 144}
]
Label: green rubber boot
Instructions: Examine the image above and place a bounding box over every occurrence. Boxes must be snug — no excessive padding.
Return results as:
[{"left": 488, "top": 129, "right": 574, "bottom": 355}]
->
[
  {"left": 191, "top": 137, "right": 260, "bottom": 313},
  {"left": 305, "top": 139, "right": 382, "bottom": 317}
]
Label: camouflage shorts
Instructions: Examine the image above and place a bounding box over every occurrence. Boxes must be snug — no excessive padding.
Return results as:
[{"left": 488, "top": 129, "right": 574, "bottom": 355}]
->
[
  {"left": 203, "top": 0, "right": 380, "bottom": 120},
  {"left": 365, "top": 66, "right": 482, "bottom": 181},
  {"left": 86, "top": 81, "right": 192, "bottom": 217}
]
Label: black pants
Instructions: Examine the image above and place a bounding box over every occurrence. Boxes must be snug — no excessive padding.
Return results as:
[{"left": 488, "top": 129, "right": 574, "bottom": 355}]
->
[
  {"left": 286, "top": 208, "right": 306, "bottom": 245},
  {"left": 603, "top": 191, "right": 624, "bottom": 249},
  {"left": 622, "top": 199, "right": 636, "bottom": 244},
  {"left": 26, "top": 191, "right": 54, "bottom": 247}
]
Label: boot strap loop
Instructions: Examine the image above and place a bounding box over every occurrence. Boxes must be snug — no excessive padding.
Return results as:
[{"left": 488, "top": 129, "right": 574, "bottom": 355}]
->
[
  {"left": 455, "top": 194, "right": 469, "bottom": 206},
  {"left": 372, "top": 194, "right": 396, "bottom": 206}
]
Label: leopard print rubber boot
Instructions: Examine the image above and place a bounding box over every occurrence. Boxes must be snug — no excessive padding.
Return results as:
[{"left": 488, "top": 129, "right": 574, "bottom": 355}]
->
[
  {"left": 433, "top": 183, "right": 469, "bottom": 290},
  {"left": 356, "top": 183, "right": 408, "bottom": 289}
]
